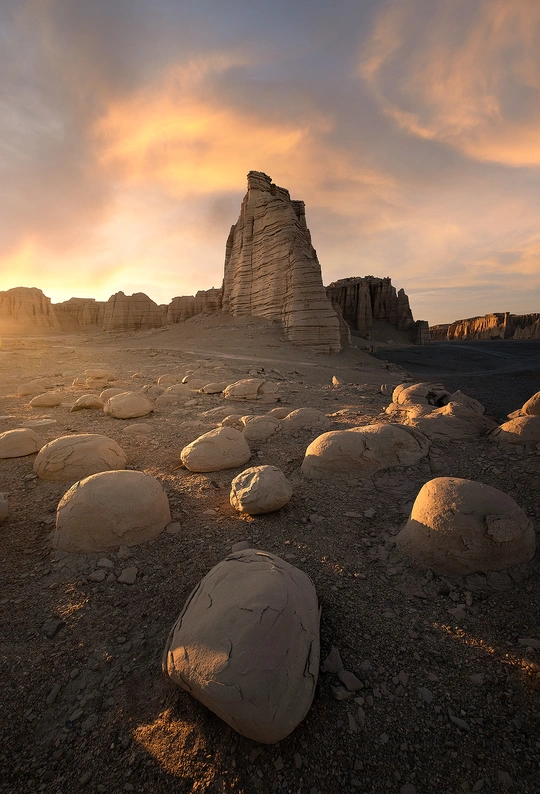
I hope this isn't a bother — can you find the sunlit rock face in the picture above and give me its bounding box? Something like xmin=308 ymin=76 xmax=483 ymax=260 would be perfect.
xmin=430 ymin=312 xmax=540 ymax=340
xmin=167 ymin=288 xmax=222 ymax=323
xmin=54 ymin=298 xmax=106 ymax=329
xmin=102 ymin=291 xmax=165 ymax=332
xmin=162 ymin=549 xmax=320 ymax=743
xmin=221 ymin=171 xmax=341 ymax=353
xmin=326 ymin=276 xmax=416 ymax=336
xmin=0 ymin=287 xmax=60 ymax=330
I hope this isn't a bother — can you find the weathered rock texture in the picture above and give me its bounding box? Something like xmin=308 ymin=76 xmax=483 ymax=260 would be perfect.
xmin=0 ymin=287 xmax=60 ymax=330
xmin=326 ymin=277 xmax=418 ymax=339
xmin=221 ymin=171 xmax=341 ymax=353
xmin=230 ymin=465 xmax=293 ymax=514
xmin=430 ymin=313 xmax=540 ymax=341
xmin=34 ymin=434 xmax=127 ymax=481
xmin=167 ymin=289 xmax=222 ymax=323
xmin=54 ymin=298 xmax=106 ymax=329
xmin=102 ymin=292 xmax=166 ymax=332
xmin=162 ymin=549 xmax=320 ymax=743
xmin=397 ymin=477 xmax=535 ymax=575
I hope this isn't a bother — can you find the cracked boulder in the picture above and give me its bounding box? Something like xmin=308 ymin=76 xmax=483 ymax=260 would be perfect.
xmin=162 ymin=549 xmax=319 ymax=743
xmin=223 ymin=379 xmax=279 ymax=403
xmin=103 ymin=391 xmax=152 ymax=419
xmin=401 ymin=402 xmax=497 ymax=440
xmin=54 ymin=469 xmax=171 ymax=552
xmin=241 ymin=415 xmax=282 ymax=443
xmin=230 ymin=466 xmax=293 ymax=514
xmin=34 ymin=433 xmax=127 ymax=481
xmin=489 ymin=415 xmax=540 ymax=444
xmin=521 ymin=390 xmax=540 ymax=416
xmin=301 ymin=423 xmax=429 ymax=479
xmin=181 ymin=427 xmax=251 ymax=472
xmin=396 ymin=477 xmax=535 ymax=576
xmin=0 ymin=428 xmax=44 ymax=458
xmin=281 ymin=408 xmax=331 ymax=432
xmin=70 ymin=394 xmax=105 ymax=411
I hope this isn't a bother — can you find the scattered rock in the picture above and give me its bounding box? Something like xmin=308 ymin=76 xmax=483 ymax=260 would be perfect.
xmin=42 ymin=618 xmax=65 ymax=639
xmin=230 ymin=465 xmax=293 ymax=515
xmin=118 ymin=566 xmax=138 ymax=585
xmin=122 ymin=423 xmax=153 ymax=436
xmin=337 ymin=670 xmax=363 ymax=691
xmin=163 ymin=549 xmax=320 ymax=744
xmin=281 ymin=408 xmax=331 ymax=431
xmin=54 ymin=470 xmax=171 ymax=552
xmin=223 ymin=379 xmax=279 ymax=403
xmin=17 ymin=378 xmax=54 ymax=397
xmin=242 ymin=415 xmax=282 ymax=443
xmin=322 ymin=647 xmax=343 ymax=674
xmin=181 ymin=427 xmax=251 ymax=472
xmin=70 ymin=394 xmax=105 ymax=411
xmin=34 ymin=434 xmax=127 ymax=481
xmin=0 ymin=428 xmax=44 ymax=458
xmin=29 ymin=392 xmax=64 ymax=408
xmin=104 ymin=391 xmax=153 ymax=419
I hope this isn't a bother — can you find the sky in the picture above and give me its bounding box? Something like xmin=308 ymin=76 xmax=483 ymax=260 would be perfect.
xmin=1 ymin=0 xmax=539 ymax=325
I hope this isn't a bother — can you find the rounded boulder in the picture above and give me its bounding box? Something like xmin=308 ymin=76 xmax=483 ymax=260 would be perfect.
xmin=301 ymin=423 xmax=429 ymax=479
xmin=230 ymin=466 xmax=293 ymax=515
xmin=0 ymin=428 xmax=44 ymax=458
xmin=490 ymin=415 xmax=540 ymax=444
xmin=396 ymin=477 xmax=535 ymax=575
xmin=402 ymin=402 xmax=497 ymax=440
xmin=521 ymin=391 xmax=540 ymax=416
xmin=181 ymin=427 xmax=251 ymax=472
xmin=34 ymin=434 xmax=127 ymax=481
xmin=104 ymin=391 xmax=152 ymax=419
xmin=242 ymin=415 xmax=282 ymax=443
xmin=29 ymin=392 xmax=63 ymax=408
xmin=162 ymin=549 xmax=319 ymax=743
xmin=54 ymin=470 xmax=171 ymax=552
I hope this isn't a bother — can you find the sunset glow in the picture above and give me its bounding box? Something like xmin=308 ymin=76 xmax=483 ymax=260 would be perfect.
xmin=2 ymin=0 xmax=540 ymax=322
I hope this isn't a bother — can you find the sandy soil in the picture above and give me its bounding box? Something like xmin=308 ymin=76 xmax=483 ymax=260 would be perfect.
xmin=0 ymin=317 xmax=539 ymax=794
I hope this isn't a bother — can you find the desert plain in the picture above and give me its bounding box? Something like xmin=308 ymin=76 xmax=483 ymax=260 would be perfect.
xmin=0 ymin=316 xmax=539 ymax=794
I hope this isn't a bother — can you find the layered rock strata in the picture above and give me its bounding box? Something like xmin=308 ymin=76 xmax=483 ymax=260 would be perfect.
xmin=221 ymin=171 xmax=341 ymax=353
xmin=167 ymin=288 xmax=222 ymax=323
xmin=55 ymin=298 xmax=106 ymax=329
xmin=102 ymin=291 xmax=166 ymax=332
xmin=326 ymin=277 xmax=416 ymax=337
xmin=0 ymin=287 xmax=60 ymax=330
xmin=430 ymin=313 xmax=540 ymax=341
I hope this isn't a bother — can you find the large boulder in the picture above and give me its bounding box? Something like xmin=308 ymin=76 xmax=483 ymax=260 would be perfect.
xmin=104 ymin=391 xmax=152 ymax=419
xmin=18 ymin=378 xmax=54 ymax=397
xmin=301 ymin=423 xmax=429 ymax=479
xmin=401 ymin=402 xmax=497 ymax=440
xmin=242 ymin=415 xmax=282 ymax=443
xmin=70 ymin=394 xmax=105 ymax=411
xmin=223 ymin=379 xmax=279 ymax=403
xmin=230 ymin=466 xmax=293 ymax=514
xmin=181 ymin=427 xmax=251 ymax=472
xmin=29 ymin=392 xmax=63 ymax=408
xmin=281 ymin=408 xmax=331 ymax=432
xmin=34 ymin=434 xmax=127 ymax=481
xmin=392 ymin=382 xmax=448 ymax=406
xmin=54 ymin=470 xmax=171 ymax=552
xmin=162 ymin=549 xmax=319 ymax=743
xmin=490 ymin=415 xmax=540 ymax=444
xmin=396 ymin=477 xmax=535 ymax=575
xmin=521 ymin=391 xmax=540 ymax=416
xmin=0 ymin=428 xmax=44 ymax=458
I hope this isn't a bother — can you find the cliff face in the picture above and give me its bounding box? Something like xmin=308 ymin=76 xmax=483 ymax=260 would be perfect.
xmin=102 ymin=292 xmax=166 ymax=332
xmin=0 ymin=287 xmax=60 ymax=329
xmin=55 ymin=298 xmax=107 ymax=329
xmin=221 ymin=171 xmax=341 ymax=353
xmin=326 ymin=276 xmax=416 ymax=336
xmin=430 ymin=313 xmax=540 ymax=341
xmin=167 ymin=288 xmax=222 ymax=324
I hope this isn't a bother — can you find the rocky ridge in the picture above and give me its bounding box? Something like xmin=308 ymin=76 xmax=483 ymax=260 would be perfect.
xmin=431 ymin=313 xmax=540 ymax=341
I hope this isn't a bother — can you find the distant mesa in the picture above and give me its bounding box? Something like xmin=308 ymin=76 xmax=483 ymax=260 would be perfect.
xmin=0 ymin=171 xmax=430 ymax=350
xmin=431 ymin=312 xmax=540 ymax=341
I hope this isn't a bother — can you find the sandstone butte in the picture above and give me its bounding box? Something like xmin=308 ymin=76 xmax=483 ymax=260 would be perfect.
xmin=430 ymin=312 xmax=540 ymax=341
xmin=0 ymin=171 xmax=436 ymax=349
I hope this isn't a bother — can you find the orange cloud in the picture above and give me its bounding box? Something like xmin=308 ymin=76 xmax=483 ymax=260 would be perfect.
xmin=361 ymin=0 xmax=540 ymax=166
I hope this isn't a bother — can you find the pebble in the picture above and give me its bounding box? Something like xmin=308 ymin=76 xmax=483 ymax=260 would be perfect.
xmin=88 ymin=569 xmax=106 ymax=582
xmin=118 ymin=567 xmax=138 ymax=585
xmin=418 ymin=686 xmax=434 ymax=704
xmin=294 ymin=752 xmax=302 ymax=769
xmin=98 ymin=558 xmax=115 ymax=568
xmin=331 ymin=685 xmax=353 ymax=701
xmin=338 ymin=670 xmax=363 ymax=691
xmin=41 ymin=618 xmax=65 ymax=639
xmin=165 ymin=522 xmax=182 ymax=535
xmin=46 ymin=683 xmax=61 ymax=705
xmin=497 ymin=771 xmax=513 ymax=787
xmin=273 ymin=756 xmax=284 ymax=771
xmin=322 ymin=646 xmax=343 ymax=674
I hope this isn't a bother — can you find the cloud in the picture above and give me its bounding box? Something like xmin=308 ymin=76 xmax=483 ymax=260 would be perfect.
xmin=361 ymin=0 xmax=540 ymax=166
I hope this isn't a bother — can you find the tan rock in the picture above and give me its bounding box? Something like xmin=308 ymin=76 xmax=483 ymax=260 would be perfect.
xmin=199 ymin=381 xmax=229 ymax=394
xmin=221 ymin=414 xmax=245 ymax=430
xmin=122 ymin=423 xmax=153 ymax=436
xmin=29 ymin=392 xmax=64 ymax=408
xmin=139 ymin=385 xmax=165 ymax=400
xmin=326 ymin=276 xmax=416 ymax=336
xmin=521 ymin=391 xmax=540 ymax=416
xmin=104 ymin=392 xmax=152 ymax=419
xmin=0 ymin=287 xmax=59 ymax=330
xmin=70 ymin=394 xmax=105 ymax=411
xmin=396 ymin=477 xmax=535 ymax=575
xmin=54 ymin=470 xmax=171 ymax=552
xmin=162 ymin=549 xmax=319 ymax=743
xmin=0 ymin=493 xmax=8 ymax=523
xmin=301 ymin=423 xmax=429 ymax=479
xmin=242 ymin=415 xmax=282 ymax=443
xmin=281 ymin=408 xmax=331 ymax=431
xmin=401 ymin=402 xmax=497 ymax=440
xmin=224 ymin=379 xmax=279 ymax=403
xmin=99 ymin=387 xmax=127 ymax=401
xmin=165 ymin=384 xmax=192 ymax=396
xmin=0 ymin=428 xmax=44 ymax=458
xmin=266 ymin=407 xmax=291 ymax=419
xmin=157 ymin=374 xmax=178 ymax=386
xmin=102 ymin=291 xmax=165 ymax=332
xmin=230 ymin=466 xmax=293 ymax=515
xmin=222 ymin=171 xmax=341 ymax=353
xmin=34 ymin=434 xmax=127 ymax=481
xmin=444 ymin=390 xmax=485 ymax=415
xmin=18 ymin=378 xmax=54 ymax=397
xmin=490 ymin=415 xmax=540 ymax=444
xmin=84 ymin=369 xmax=117 ymax=381
xmin=181 ymin=427 xmax=251 ymax=472
xmin=393 ymin=382 xmax=449 ymax=407
xmin=85 ymin=377 xmax=109 ymax=389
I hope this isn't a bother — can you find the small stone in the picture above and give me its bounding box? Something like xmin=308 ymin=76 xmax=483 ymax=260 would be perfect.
xmin=118 ymin=567 xmax=138 ymax=585
xmin=472 ymin=780 xmax=484 ymax=792
xmin=347 ymin=712 xmax=358 ymax=733
xmin=88 ymin=569 xmax=106 ymax=582
xmin=380 ymin=733 xmax=389 ymax=744
xmin=166 ymin=522 xmax=182 ymax=535
xmin=449 ymin=712 xmax=470 ymax=731
xmin=469 ymin=673 xmax=484 ymax=685
xmin=273 ymin=756 xmax=284 ymax=771
xmin=397 ymin=670 xmax=409 ymax=686
xmin=497 ymin=771 xmax=513 ymax=787
xmin=69 ymin=707 xmax=84 ymax=722
xmin=42 ymin=618 xmax=65 ymax=639
xmin=98 ymin=558 xmax=114 ymax=568
xmin=331 ymin=685 xmax=353 ymax=701
xmin=364 ymin=508 xmax=376 ymax=518
xmin=79 ymin=771 xmax=92 ymax=786
xmin=294 ymin=752 xmax=302 ymax=769
xmin=322 ymin=646 xmax=343 ymax=674
xmin=356 ymin=706 xmax=366 ymax=728
xmin=418 ymin=686 xmax=434 ymax=704
xmin=517 ymin=637 xmax=540 ymax=649
xmin=338 ymin=670 xmax=363 ymax=691
xmin=231 ymin=540 xmax=251 ymax=552
xmin=46 ymin=683 xmax=61 ymax=705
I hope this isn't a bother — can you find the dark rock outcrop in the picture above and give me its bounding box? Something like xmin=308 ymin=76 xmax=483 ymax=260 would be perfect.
xmin=221 ymin=171 xmax=341 ymax=353
xmin=326 ymin=276 xmax=417 ymax=339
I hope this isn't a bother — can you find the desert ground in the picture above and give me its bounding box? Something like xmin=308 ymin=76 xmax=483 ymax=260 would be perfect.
xmin=1 ymin=317 xmax=539 ymax=794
